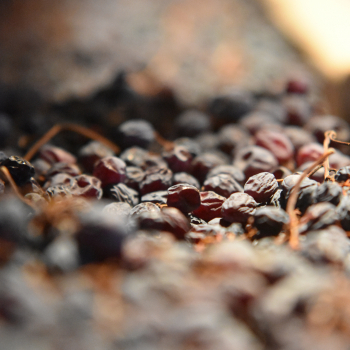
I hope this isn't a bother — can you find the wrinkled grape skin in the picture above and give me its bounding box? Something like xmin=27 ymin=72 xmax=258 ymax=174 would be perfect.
xmin=244 ymin=172 xmax=278 ymax=203
xmin=93 ymin=156 xmax=126 ymax=188
xmin=233 ymin=145 xmax=278 ymax=180
xmin=192 ymin=191 xmax=226 ymax=222
xmin=139 ymin=166 xmax=173 ymax=195
xmin=221 ymin=192 xmax=257 ymax=224
xmin=203 ymin=174 xmax=243 ymax=198
xmin=167 ymin=184 xmax=201 ymax=214
xmin=162 ymin=146 xmax=193 ymax=173
xmin=255 ymin=129 xmax=294 ymax=164
xmin=254 ymin=207 xmax=289 ymax=238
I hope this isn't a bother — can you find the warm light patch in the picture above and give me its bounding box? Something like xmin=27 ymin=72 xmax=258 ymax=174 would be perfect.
xmin=262 ymin=0 xmax=350 ymax=80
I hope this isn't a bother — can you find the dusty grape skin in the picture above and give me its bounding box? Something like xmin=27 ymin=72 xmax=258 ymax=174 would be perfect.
xmin=167 ymin=184 xmax=201 ymax=214
xmin=1 ymin=156 xmax=35 ymax=186
xmin=129 ymin=202 xmax=160 ymax=218
xmin=191 ymin=152 xmax=226 ymax=184
xmin=141 ymin=191 xmax=168 ymax=205
xmin=296 ymin=143 xmax=324 ymax=167
xmin=221 ymin=192 xmax=257 ymax=224
xmin=206 ymin=165 xmax=245 ymax=184
xmin=173 ymin=172 xmax=200 ymax=189
xmin=45 ymin=162 xmax=81 ymax=178
xmin=233 ymin=145 xmax=278 ymax=180
xmin=313 ymin=182 xmax=343 ymax=206
xmin=92 ymin=156 xmax=126 ymax=188
xmin=203 ymin=174 xmax=243 ymax=198
xmin=299 ymin=202 xmax=338 ymax=233
xmin=78 ymin=140 xmax=114 ymax=173
xmin=162 ymin=145 xmax=193 ymax=173
xmin=254 ymin=207 xmax=289 ymax=238
xmin=192 ymin=191 xmax=226 ymax=222
xmin=105 ymin=183 xmax=139 ymax=206
xmin=139 ymin=166 xmax=173 ymax=195
xmin=255 ymin=128 xmax=294 ymax=164
xmin=244 ymin=172 xmax=278 ymax=203
xmin=39 ymin=145 xmax=77 ymax=165
xmin=335 ymin=166 xmax=350 ymax=183
xmin=71 ymin=174 xmax=103 ymax=199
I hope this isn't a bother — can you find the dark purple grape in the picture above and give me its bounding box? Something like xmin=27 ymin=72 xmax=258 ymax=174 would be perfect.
xmin=336 ymin=196 xmax=350 ymax=231
xmin=136 ymin=207 xmax=190 ymax=240
xmin=217 ymin=124 xmax=251 ymax=155
xmin=268 ymin=189 xmax=283 ymax=208
xmin=0 ymin=197 xmax=30 ymax=244
xmin=272 ymin=166 xmax=292 ymax=180
xmin=140 ymin=154 xmax=168 ymax=170
xmin=174 ymin=109 xmax=211 ymax=137
xmin=281 ymin=174 xmax=317 ymax=213
xmin=78 ymin=141 xmax=115 ymax=173
xmin=161 ymin=207 xmax=191 ymax=240
xmin=189 ymin=214 xmax=207 ymax=225
xmin=208 ymin=88 xmax=254 ymax=123
xmin=335 ymin=166 xmax=350 ymax=183
xmin=162 ymin=145 xmax=192 ymax=173
xmin=117 ymin=119 xmax=155 ymax=149
xmin=141 ymin=191 xmax=168 ymax=205
xmin=45 ymin=162 xmax=81 ymax=178
xmin=129 ymin=202 xmax=160 ymax=218
xmin=174 ymin=137 xmax=201 ymax=158
xmin=103 ymin=202 xmax=132 ymax=216
xmin=44 ymin=173 xmax=76 ymax=190
xmin=69 ymin=174 xmax=102 ymax=199
xmin=304 ymin=115 xmax=350 ymax=147
xmin=195 ymin=132 xmax=220 ymax=152
xmin=1 ymin=156 xmax=35 ymax=186
xmin=255 ymin=98 xmax=288 ymax=123
xmin=299 ymin=202 xmax=338 ymax=233
xmin=191 ymin=152 xmax=226 ymax=184
xmin=139 ymin=166 xmax=173 ymax=195
xmin=167 ymin=184 xmax=201 ymax=214
xmin=313 ymin=182 xmax=342 ymax=206
xmin=192 ymin=191 xmax=226 ymax=222
xmin=46 ymin=185 xmax=73 ymax=200
xmin=221 ymin=192 xmax=257 ymax=224
xmin=286 ymin=79 xmax=309 ymax=94
xmin=301 ymin=226 xmax=350 ymax=265
xmin=120 ymin=147 xmax=148 ymax=167
xmin=283 ymin=94 xmax=311 ymax=125
xmin=284 ymin=126 xmax=316 ymax=151
xmin=76 ymin=206 xmax=130 ymax=263
xmin=173 ymin=172 xmax=200 ymax=189
xmin=239 ymin=111 xmax=280 ymax=135
xmin=93 ymin=156 xmax=126 ymax=188
xmin=105 ymin=183 xmax=139 ymax=206
xmin=296 ymin=143 xmax=324 ymax=167
xmin=185 ymin=224 xmax=225 ymax=244
xmin=244 ymin=172 xmax=278 ymax=203
xmin=233 ymin=145 xmax=278 ymax=180
xmin=38 ymin=145 xmax=76 ymax=165
xmin=207 ymin=165 xmax=245 ymax=184
xmin=254 ymin=207 xmax=289 ymax=238
xmin=255 ymin=128 xmax=294 ymax=164
xmin=125 ymin=166 xmax=145 ymax=191
xmin=203 ymin=174 xmax=243 ymax=198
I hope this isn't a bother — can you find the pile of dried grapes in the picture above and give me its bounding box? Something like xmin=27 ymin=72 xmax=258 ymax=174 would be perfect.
xmin=1 ymin=75 xmax=350 ymax=350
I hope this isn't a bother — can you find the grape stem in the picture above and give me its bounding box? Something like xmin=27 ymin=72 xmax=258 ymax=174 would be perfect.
xmin=287 ymin=149 xmax=335 ymax=250
xmin=24 ymin=123 xmax=121 ymax=162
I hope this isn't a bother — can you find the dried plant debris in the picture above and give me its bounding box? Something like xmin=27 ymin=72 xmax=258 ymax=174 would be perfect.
xmin=1 ymin=74 xmax=350 ymax=350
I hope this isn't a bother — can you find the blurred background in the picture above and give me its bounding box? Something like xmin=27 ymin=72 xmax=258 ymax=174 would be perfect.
xmin=0 ymin=0 xmax=349 ymax=117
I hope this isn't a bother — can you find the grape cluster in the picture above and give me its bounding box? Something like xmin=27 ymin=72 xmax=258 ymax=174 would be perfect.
xmin=1 ymin=76 xmax=350 ymax=349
